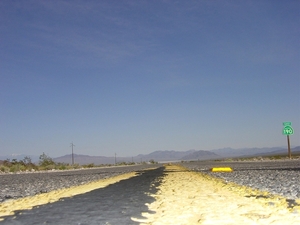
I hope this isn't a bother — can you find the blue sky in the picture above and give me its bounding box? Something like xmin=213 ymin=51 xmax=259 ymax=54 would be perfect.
xmin=1 ymin=0 xmax=299 ymax=157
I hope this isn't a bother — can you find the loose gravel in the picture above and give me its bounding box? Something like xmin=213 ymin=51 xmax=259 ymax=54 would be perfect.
xmin=0 ymin=164 xmax=161 ymax=203
xmin=180 ymin=159 xmax=300 ymax=200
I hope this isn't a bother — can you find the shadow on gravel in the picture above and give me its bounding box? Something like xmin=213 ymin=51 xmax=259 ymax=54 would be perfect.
xmin=1 ymin=166 xmax=165 ymax=225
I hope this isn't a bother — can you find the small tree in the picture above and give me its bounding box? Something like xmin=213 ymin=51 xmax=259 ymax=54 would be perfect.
xmin=23 ymin=156 xmax=32 ymax=165
xmin=3 ymin=159 xmax=11 ymax=166
xmin=39 ymin=152 xmax=55 ymax=167
xmin=22 ymin=156 xmax=37 ymax=170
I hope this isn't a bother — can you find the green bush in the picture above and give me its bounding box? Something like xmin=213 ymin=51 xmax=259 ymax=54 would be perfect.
xmin=39 ymin=152 xmax=55 ymax=167
xmin=0 ymin=165 xmax=9 ymax=173
xmin=44 ymin=164 xmax=55 ymax=170
xmin=83 ymin=163 xmax=95 ymax=168
xmin=71 ymin=163 xmax=80 ymax=169
xmin=58 ymin=164 xmax=67 ymax=170
xmin=26 ymin=163 xmax=38 ymax=171
xmin=9 ymin=164 xmax=26 ymax=172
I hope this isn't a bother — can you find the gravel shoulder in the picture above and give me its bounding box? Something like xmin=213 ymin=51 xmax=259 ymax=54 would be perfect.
xmin=180 ymin=159 xmax=300 ymax=200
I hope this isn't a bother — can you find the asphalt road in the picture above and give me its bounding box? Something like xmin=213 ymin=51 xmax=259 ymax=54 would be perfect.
xmin=0 ymin=164 xmax=162 ymax=203
xmin=1 ymin=160 xmax=299 ymax=224
xmin=1 ymin=166 xmax=165 ymax=225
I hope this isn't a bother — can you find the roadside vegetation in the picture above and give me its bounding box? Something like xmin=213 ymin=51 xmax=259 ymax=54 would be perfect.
xmin=0 ymin=156 xmax=38 ymax=173
xmin=0 ymin=153 xmax=158 ymax=173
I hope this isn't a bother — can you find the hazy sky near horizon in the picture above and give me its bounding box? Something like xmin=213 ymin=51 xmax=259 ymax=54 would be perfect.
xmin=1 ymin=0 xmax=299 ymax=157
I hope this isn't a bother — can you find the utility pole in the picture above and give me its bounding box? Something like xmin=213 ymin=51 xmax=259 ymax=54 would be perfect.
xmin=70 ymin=142 xmax=75 ymax=165
xmin=115 ymin=153 xmax=117 ymax=165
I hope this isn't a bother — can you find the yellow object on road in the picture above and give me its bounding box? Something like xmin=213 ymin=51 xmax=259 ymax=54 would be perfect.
xmin=211 ymin=167 xmax=233 ymax=172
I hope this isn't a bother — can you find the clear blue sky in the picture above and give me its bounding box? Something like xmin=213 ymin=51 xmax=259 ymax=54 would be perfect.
xmin=1 ymin=0 xmax=299 ymax=157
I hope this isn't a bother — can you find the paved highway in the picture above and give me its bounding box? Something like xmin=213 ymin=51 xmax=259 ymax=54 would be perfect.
xmin=0 ymin=160 xmax=299 ymax=224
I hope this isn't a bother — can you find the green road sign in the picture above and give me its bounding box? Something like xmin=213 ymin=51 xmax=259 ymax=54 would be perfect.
xmin=283 ymin=126 xmax=294 ymax=135
xmin=283 ymin=122 xmax=292 ymax=126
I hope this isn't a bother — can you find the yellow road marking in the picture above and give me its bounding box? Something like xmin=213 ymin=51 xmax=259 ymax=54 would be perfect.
xmin=134 ymin=165 xmax=300 ymax=225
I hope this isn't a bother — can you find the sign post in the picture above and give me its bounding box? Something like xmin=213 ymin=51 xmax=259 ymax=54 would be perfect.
xmin=287 ymin=135 xmax=291 ymax=159
xmin=282 ymin=122 xmax=294 ymax=159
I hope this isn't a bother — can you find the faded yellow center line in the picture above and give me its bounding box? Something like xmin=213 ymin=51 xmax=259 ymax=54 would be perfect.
xmin=0 ymin=172 xmax=137 ymax=220
xmin=133 ymin=165 xmax=300 ymax=225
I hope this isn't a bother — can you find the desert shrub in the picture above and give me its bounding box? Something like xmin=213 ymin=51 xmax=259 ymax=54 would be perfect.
xmin=3 ymin=159 xmax=11 ymax=167
xmin=11 ymin=159 xmax=18 ymax=165
xmin=54 ymin=162 xmax=68 ymax=170
xmin=45 ymin=164 xmax=55 ymax=170
xmin=39 ymin=152 xmax=55 ymax=167
xmin=272 ymin=155 xmax=282 ymax=160
xmin=0 ymin=165 xmax=9 ymax=173
xmin=0 ymin=158 xmax=37 ymax=172
xmin=149 ymin=159 xmax=156 ymax=164
xmin=58 ymin=164 xmax=67 ymax=170
xmin=26 ymin=163 xmax=38 ymax=171
xmin=71 ymin=163 xmax=80 ymax=169
xmin=83 ymin=163 xmax=95 ymax=168
xmin=9 ymin=164 xmax=26 ymax=172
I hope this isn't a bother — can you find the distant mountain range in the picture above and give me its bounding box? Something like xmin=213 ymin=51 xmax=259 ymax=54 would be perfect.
xmin=1 ymin=146 xmax=299 ymax=165
xmin=51 ymin=150 xmax=219 ymax=165
xmin=136 ymin=150 xmax=219 ymax=162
